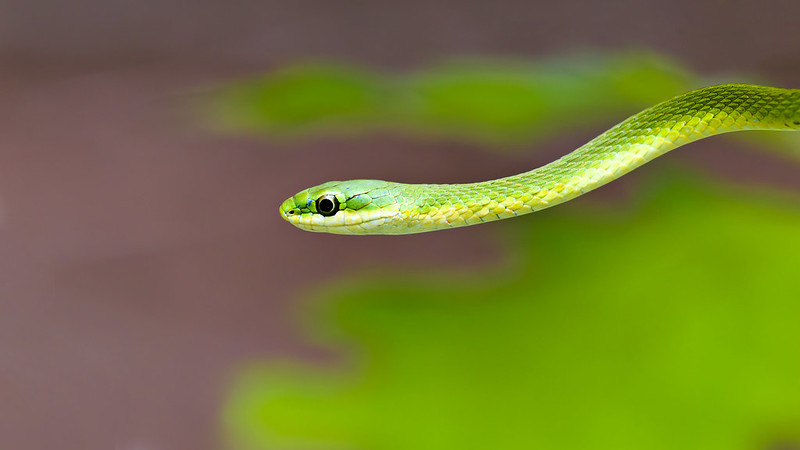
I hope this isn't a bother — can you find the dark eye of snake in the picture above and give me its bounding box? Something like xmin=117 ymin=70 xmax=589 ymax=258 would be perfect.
xmin=315 ymin=195 xmax=340 ymax=217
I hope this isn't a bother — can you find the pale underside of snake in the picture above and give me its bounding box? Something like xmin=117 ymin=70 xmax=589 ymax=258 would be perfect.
xmin=279 ymin=84 xmax=800 ymax=235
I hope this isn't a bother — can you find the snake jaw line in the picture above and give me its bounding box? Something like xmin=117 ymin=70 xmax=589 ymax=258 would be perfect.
xmin=280 ymin=84 xmax=800 ymax=235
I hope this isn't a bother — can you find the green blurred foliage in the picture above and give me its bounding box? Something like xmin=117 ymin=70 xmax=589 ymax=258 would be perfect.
xmin=206 ymin=65 xmax=388 ymax=135
xmin=226 ymin=171 xmax=800 ymax=450
xmin=202 ymin=52 xmax=695 ymax=145
xmin=390 ymin=53 xmax=693 ymax=143
xmin=201 ymin=51 xmax=800 ymax=157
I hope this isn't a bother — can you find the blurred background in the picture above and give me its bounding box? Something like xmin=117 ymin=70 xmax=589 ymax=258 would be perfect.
xmin=1 ymin=1 xmax=800 ymax=449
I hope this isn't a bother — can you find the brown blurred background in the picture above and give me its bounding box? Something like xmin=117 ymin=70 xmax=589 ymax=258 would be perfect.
xmin=1 ymin=1 xmax=798 ymax=449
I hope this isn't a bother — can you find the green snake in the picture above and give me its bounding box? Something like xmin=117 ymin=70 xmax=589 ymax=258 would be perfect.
xmin=279 ymin=84 xmax=800 ymax=234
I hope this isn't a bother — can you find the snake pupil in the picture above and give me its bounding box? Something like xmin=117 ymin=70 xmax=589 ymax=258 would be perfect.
xmin=316 ymin=195 xmax=339 ymax=217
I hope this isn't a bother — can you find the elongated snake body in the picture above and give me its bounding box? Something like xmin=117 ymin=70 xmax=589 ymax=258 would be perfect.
xmin=280 ymin=84 xmax=800 ymax=234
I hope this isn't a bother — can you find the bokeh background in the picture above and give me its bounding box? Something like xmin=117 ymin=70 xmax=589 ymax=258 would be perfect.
xmin=1 ymin=1 xmax=799 ymax=449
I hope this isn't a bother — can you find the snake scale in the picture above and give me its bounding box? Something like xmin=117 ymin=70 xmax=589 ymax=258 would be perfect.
xmin=280 ymin=84 xmax=800 ymax=234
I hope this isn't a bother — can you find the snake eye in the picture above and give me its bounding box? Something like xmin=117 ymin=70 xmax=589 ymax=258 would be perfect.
xmin=315 ymin=194 xmax=340 ymax=217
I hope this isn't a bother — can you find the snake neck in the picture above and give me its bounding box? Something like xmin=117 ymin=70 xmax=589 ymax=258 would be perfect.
xmin=391 ymin=84 xmax=800 ymax=233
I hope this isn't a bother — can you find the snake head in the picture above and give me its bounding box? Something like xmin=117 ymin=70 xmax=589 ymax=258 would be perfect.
xmin=279 ymin=180 xmax=402 ymax=234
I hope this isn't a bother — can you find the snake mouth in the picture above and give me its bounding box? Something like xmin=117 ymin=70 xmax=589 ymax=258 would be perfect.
xmin=287 ymin=214 xmax=398 ymax=234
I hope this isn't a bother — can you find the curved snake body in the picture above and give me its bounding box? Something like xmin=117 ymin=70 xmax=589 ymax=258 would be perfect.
xmin=280 ymin=84 xmax=800 ymax=234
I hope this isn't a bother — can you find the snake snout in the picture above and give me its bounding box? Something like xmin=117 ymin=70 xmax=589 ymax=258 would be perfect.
xmin=279 ymin=197 xmax=300 ymax=220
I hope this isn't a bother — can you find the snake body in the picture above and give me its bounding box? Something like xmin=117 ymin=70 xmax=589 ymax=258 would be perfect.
xmin=280 ymin=84 xmax=800 ymax=234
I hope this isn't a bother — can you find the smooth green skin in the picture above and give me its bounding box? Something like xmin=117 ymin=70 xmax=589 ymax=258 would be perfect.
xmin=280 ymin=84 xmax=800 ymax=234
